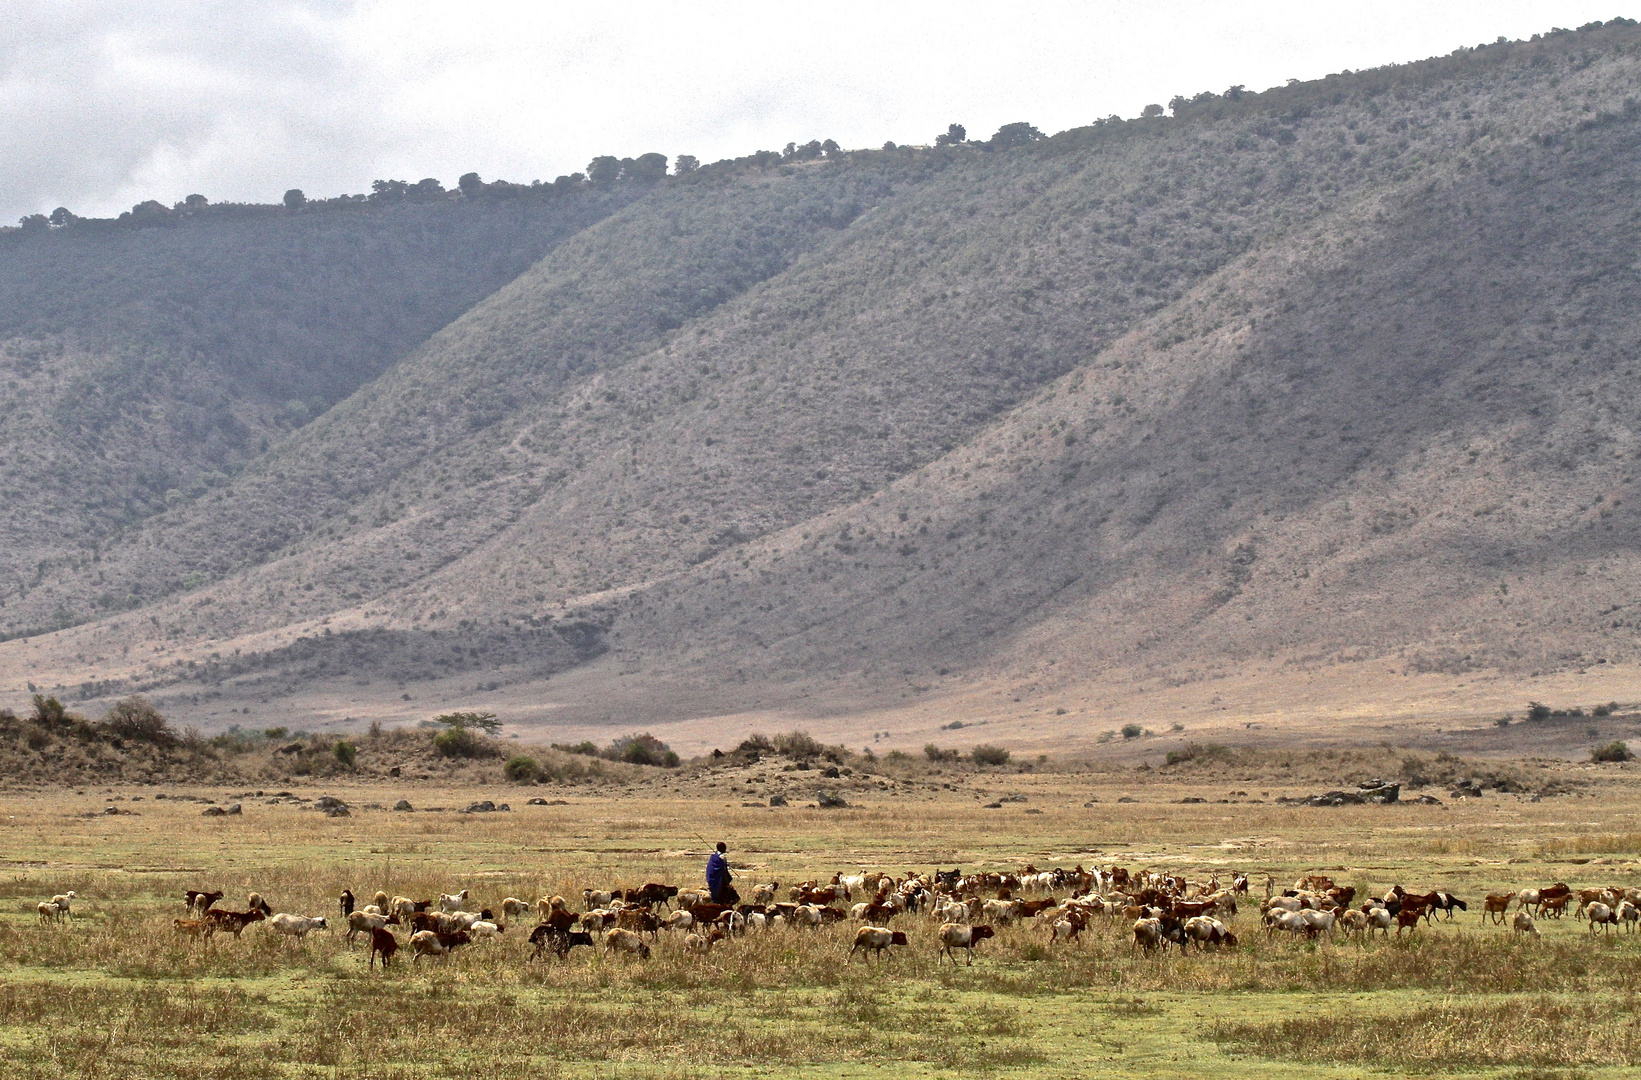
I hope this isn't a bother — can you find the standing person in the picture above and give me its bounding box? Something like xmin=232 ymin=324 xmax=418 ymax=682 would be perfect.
xmin=706 ymin=841 xmax=734 ymax=904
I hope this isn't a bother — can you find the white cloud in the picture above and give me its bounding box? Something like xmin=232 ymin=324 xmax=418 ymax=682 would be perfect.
xmin=0 ymin=0 xmax=1622 ymax=221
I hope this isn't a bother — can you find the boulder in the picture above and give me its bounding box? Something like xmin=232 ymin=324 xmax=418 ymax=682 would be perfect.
xmin=325 ymin=806 xmax=350 ymax=818
xmin=463 ymin=800 xmax=497 ymax=814
xmin=225 ymin=803 xmax=242 ymax=816
xmin=393 ymin=799 xmax=414 ymax=811
xmin=526 ymin=797 xmax=548 ymax=806
xmin=201 ymin=805 xmax=227 ymax=817
xmin=768 ymin=794 xmax=788 ymax=807
xmin=314 ymin=795 xmax=348 ymax=811
xmin=816 ymin=791 xmax=849 ymax=809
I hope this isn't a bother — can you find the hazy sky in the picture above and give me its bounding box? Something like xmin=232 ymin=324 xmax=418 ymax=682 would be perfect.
xmin=1 ymin=1 xmax=1626 ymax=222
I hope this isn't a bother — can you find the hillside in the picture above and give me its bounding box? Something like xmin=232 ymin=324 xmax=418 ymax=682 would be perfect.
xmin=6 ymin=23 xmax=1641 ymax=752
xmin=0 ymin=189 xmax=631 ymax=635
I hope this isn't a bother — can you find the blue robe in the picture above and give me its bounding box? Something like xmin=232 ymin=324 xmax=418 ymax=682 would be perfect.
xmin=706 ymin=851 xmax=731 ymax=902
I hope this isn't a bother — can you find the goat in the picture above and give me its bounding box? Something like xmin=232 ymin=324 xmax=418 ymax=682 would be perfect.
xmin=438 ymin=890 xmax=470 ymax=914
xmin=938 ymin=922 xmax=994 ymax=964
xmin=173 ymin=917 xmax=216 ymax=941
xmin=204 ymin=909 xmax=266 ymax=938
xmin=269 ymin=913 xmax=328 ymax=940
xmin=369 ymin=927 xmax=399 ymax=968
xmin=184 ymin=889 xmax=223 ymax=915
xmin=1511 ymin=911 xmax=1540 ymax=938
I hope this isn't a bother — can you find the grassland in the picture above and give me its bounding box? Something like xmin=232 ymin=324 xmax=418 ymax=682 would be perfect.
xmin=3 ymin=764 xmax=1641 ymax=1079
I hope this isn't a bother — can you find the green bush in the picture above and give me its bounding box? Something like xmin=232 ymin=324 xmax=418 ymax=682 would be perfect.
xmin=1592 ymin=741 xmax=1633 ymax=763
xmin=775 ymin=731 xmax=822 ymax=759
xmin=924 ymin=744 xmax=959 ymax=763
xmin=333 ymin=740 xmax=356 ymax=767
xmin=551 ymin=740 xmax=599 ymax=756
xmin=1526 ymin=702 xmax=1552 ymax=722
xmin=970 ymin=744 xmax=1011 ymax=766
xmin=1121 ymin=723 xmax=1143 ymax=739
xmin=432 ymin=726 xmax=481 ymax=758
xmin=505 ymin=755 xmax=539 ymax=781
xmin=433 ymin=711 xmax=501 ymax=734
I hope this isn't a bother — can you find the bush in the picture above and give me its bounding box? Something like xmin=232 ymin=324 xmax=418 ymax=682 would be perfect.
xmin=736 ymin=734 xmax=775 ymax=755
xmin=775 ymin=731 xmax=822 ymax=759
xmin=31 ymin=694 xmax=68 ymax=728
xmin=971 ymin=744 xmax=1011 ymax=766
xmin=99 ymin=697 xmax=178 ymax=746
xmin=924 ymin=744 xmax=959 ymax=763
xmin=1526 ymin=702 xmax=1552 ymax=722
xmin=551 ymin=740 xmax=599 ymax=756
xmin=1494 ymin=716 xmax=1511 ymax=728
xmin=432 ymin=726 xmax=481 ymax=758
xmin=605 ymin=733 xmax=679 ymax=767
xmin=505 ymin=755 xmax=539 ymax=781
xmin=1121 ymin=723 xmax=1143 ymax=739
xmin=1592 ymin=741 xmax=1633 ymax=763
xmin=333 ymin=740 xmax=356 ymax=767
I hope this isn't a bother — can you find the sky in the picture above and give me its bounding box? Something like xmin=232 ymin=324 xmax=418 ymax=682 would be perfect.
xmin=0 ymin=1 xmax=1629 ymax=222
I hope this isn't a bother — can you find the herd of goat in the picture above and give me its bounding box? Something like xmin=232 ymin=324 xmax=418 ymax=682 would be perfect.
xmin=30 ymin=865 xmax=1641 ymax=967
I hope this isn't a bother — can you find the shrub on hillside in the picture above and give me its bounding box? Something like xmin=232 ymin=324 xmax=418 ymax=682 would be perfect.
xmin=333 ymin=740 xmax=356 ymax=767
xmin=1592 ymin=741 xmax=1633 ymax=763
xmin=552 ymin=740 xmax=599 ymax=757
xmin=505 ymin=755 xmax=540 ymax=781
xmin=971 ymin=744 xmax=1011 ymax=766
xmin=99 ymin=697 xmax=178 ymax=746
xmin=924 ymin=744 xmax=960 ymax=763
xmin=432 ymin=726 xmax=481 ymax=758
xmin=1121 ymin=723 xmax=1143 ymax=740
xmin=775 ymin=731 xmax=822 ymax=759
xmin=433 ymin=711 xmax=501 ymax=734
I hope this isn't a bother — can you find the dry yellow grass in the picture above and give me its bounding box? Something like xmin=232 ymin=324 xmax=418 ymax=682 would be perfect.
xmin=2 ymin=770 xmax=1641 ymax=1078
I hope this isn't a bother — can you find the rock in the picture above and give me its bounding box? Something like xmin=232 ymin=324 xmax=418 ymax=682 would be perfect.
xmin=768 ymin=794 xmax=788 ymax=807
xmin=388 ymin=766 xmax=401 ymax=777
xmin=496 ymin=803 xmax=511 ymax=812
xmin=1414 ymin=794 xmax=1444 ymax=805
xmin=1179 ymin=796 xmax=1207 ymax=804
xmin=821 ymin=765 xmax=841 ymax=778
xmin=463 ymin=800 xmax=497 ymax=814
xmin=201 ymin=806 xmax=227 ymax=816
xmin=394 ymin=799 xmax=414 ymax=811
xmin=816 ymin=791 xmax=849 ymax=809
xmin=314 ymin=796 xmax=348 ymax=811
xmin=1117 ymin=796 xmax=1137 ymax=803
xmin=225 ymin=803 xmax=242 ymax=815
xmin=1024 ymin=808 xmax=1043 ymax=814
xmin=103 ymin=805 xmax=120 ymax=815
xmin=325 ymin=806 xmax=350 ymax=818
xmin=526 ymin=797 xmax=548 ymax=806
xmin=1083 ymin=801 xmax=1095 ymax=808
xmin=983 ymin=802 xmax=1003 ymax=809
xmin=279 ymin=742 xmax=305 ymax=755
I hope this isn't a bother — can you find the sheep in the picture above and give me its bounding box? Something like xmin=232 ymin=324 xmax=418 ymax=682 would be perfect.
xmin=535 ymin=896 xmax=568 ymax=921
xmin=749 ymin=883 xmax=778 ymax=906
xmin=938 ymin=922 xmax=994 ymax=964
xmin=36 ymin=901 xmax=60 ymax=923
xmin=1133 ymin=917 xmax=1165 ymax=953
xmin=371 ymin=890 xmax=390 ymax=911
xmin=345 ymin=909 xmax=399 ymax=944
xmin=849 ymin=925 xmax=907 ymax=961
xmin=1586 ymin=902 xmax=1618 ymax=934
xmin=582 ymin=889 xmax=616 ymax=909
xmin=1299 ymin=908 xmax=1337 ymax=938
xmin=1265 ymin=909 xmax=1310 ymax=938
xmin=410 ymin=929 xmax=470 ymax=964
xmin=442 ymin=910 xmax=493 ymax=932
xmin=467 ymin=920 xmax=504 ymax=939
xmin=604 ymin=927 xmax=651 ymax=959
xmin=675 ymin=889 xmax=708 ymax=909
xmin=1618 ymin=900 xmax=1640 ymax=933
xmin=1338 ymin=909 xmax=1371 ymax=940
xmin=438 ymin=890 xmax=470 ymax=914
xmin=44 ymin=891 xmax=76 ymax=920
xmin=339 ymin=889 xmax=355 ymax=918
xmin=500 ymin=897 xmax=532 ymax=924
xmin=684 ymin=931 xmax=717 ymax=955
xmin=662 ymin=910 xmax=694 ymax=932
xmin=269 ymin=913 xmax=328 ymax=941
xmin=184 ymin=889 xmax=223 ymax=915
xmin=247 ymin=893 xmax=272 ymax=916
xmin=1511 ymin=911 xmax=1540 ymax=938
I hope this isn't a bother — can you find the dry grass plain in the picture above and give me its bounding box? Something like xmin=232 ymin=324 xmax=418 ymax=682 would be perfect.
xmin=4 ymin=766 xmax=1641 ymax=1079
